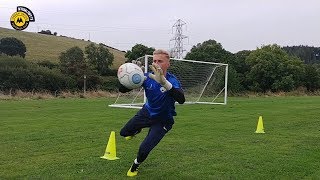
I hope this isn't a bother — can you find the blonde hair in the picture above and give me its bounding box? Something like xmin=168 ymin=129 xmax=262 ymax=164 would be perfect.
xmin=153 ymin=49 xmax=170 ymax=59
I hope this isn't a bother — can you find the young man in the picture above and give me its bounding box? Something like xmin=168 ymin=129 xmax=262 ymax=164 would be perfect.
xmin=119 ymin=49 xmax=185 ymax=177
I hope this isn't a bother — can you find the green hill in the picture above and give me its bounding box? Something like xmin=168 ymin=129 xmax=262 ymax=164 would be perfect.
xmin=0 ymin=27 xmax=126 ymax=68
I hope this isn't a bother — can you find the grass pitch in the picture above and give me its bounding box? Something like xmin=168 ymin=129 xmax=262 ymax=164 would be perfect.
xmin=0 ymin=96 xmax=319 ymax=179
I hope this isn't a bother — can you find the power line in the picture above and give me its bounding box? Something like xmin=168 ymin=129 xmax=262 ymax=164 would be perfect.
xmin=170 ymin=19 xmax=188 ymax=59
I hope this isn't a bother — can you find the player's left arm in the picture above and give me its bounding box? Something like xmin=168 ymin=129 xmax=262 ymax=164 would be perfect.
xmin=168 ymin=87 xmax=185 ymax=104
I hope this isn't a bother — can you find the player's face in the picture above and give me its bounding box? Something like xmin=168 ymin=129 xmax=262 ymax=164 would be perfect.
xmin=153 ymin=54 xmax=170 ymax=72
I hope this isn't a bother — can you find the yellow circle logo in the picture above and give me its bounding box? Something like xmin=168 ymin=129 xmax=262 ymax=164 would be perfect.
xmin=10 ymin=11 xmax=30 ymax=30
xmin=10 ymin=6 xmax=35 ymax=31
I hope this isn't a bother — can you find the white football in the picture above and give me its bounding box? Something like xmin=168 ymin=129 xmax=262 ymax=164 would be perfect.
xmin=117 ymin=63 xmax=144 ymax=89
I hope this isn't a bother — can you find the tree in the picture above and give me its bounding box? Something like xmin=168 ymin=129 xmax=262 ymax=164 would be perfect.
xmin=246 ymin=44 xmax=305 ymax=92
xmin=59 ymin=46 xmax=88 ymax=77
xmin=0 ymin=55 xmax=76 ymax=91
xmin=185 ymin=39 xmax=244 ymax=93
xmin=283 ymin=45 xmax=320 ymax=64
xmin=304 ymin=64 xmax=320 ymax=91
xmin=125 ymin=44 xmax=155 ymax=62
xmin=233 ymin=50 xmax=252 ymax=90
xmin=185 ymin=39 xmax=233 ymax=63
xmin=85 ymin=43 xmax=114 ymax=76
xmin=59 ymin=46 xmax=108 ymax=90
xmin=37 ymin=60 xmax=59 ymax=69
xmin=0 ymin=37 xmax=27 ymax=58
xmin=38 ymin=30 xmax=52 ymax=35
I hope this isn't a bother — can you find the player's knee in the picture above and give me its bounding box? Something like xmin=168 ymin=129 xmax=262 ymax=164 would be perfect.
xmin=120 ymin=128 xmax=128 ymax=137
xmin=163 ymin=123 xmax=173 ymax=132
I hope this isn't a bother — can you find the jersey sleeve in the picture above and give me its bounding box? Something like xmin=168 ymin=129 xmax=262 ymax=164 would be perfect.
xmin=142 ymin=72 xmax=150 ymax=88
xmin=168 ymin=76 xmax=181 ymax=89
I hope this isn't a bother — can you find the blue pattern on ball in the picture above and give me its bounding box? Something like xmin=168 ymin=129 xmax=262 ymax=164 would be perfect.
xmin=132 ymin=74 xmax=142 ymax=84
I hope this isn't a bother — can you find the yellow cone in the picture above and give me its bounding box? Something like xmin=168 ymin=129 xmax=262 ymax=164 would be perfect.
xmin=100 ymin=131 xmax=119 ymax=160
xmin=255 ymin=116 xmax=265 ymax=133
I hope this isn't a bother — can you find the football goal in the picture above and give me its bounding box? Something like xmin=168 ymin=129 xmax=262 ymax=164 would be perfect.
xmin=109 ymin=55 xmax=228 ymax=109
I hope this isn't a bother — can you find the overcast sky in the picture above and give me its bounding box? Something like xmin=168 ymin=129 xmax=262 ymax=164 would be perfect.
xmin=1 ymin=0 xmax=319 ymax=54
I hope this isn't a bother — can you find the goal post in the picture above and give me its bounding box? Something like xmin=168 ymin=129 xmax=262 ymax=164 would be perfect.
xmin=109 ymin=55 xmax=228 ymax=109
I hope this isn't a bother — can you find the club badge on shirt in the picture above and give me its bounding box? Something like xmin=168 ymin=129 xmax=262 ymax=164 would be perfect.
xmin=160 ymin=87 xmax=166 ymax=93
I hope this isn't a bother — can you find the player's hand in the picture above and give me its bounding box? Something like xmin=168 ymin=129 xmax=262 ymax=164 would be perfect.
xmin=149 ymin=63 xmax=172 ymax=90
xmin=148 ymin=63 xmax=166 ymax=85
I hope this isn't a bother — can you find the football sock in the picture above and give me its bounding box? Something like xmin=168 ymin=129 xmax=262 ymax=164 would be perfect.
xmin=134 ymin=158 xmax=140 ymax=164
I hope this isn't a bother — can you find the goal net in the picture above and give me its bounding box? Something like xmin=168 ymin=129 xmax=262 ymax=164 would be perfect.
xmin=109 ymin=55 xmax=228 ymax=109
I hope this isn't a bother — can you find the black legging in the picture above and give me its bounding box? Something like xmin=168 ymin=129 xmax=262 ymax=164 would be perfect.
xmin=120 ymin=108 xmax=173 ymax=163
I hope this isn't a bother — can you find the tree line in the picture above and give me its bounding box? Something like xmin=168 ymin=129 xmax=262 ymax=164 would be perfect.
xmin=125 ymin=41 xmax=320 ymax=93
xmin=184 ymin=40 xmax=320 ymax=93
xmin=0 ymin=37 xmax=118 ymax=94
xmin=1 ymin=37 xmax=320 ymax=94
